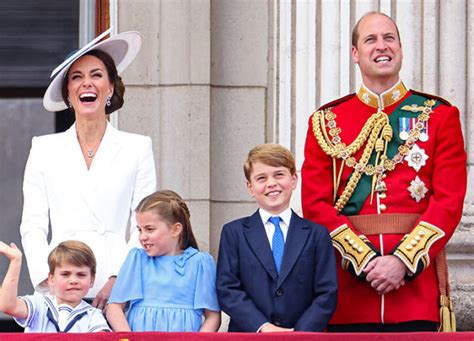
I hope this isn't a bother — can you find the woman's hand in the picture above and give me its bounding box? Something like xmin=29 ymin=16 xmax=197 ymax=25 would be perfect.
xmin=92 ymin=276 xmax=116 ymax=310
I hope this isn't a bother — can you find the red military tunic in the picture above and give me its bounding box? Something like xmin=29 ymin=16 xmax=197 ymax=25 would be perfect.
xmin=301 ymin=81 xmax=466 ymax=325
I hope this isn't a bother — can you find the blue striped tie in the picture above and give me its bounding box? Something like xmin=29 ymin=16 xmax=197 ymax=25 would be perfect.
xmin=269 ymin=216 xmax=284 ymax=274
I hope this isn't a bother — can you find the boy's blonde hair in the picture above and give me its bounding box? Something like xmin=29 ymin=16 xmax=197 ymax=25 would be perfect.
xmin=48 ymin=240 xmax=96 ymax=275
xmin=244 ymin=143 xmax=296 ymax=181
xmin=136 ymin=190 xmax=199 ymax=250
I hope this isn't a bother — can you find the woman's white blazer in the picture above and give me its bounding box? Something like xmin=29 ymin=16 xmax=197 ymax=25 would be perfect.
xmin=20 ymin=122 xmax=156 ymax=297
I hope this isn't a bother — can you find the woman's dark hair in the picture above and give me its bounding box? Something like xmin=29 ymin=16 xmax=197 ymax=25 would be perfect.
xmin=61 ymin=49 xmax=125 ymax=114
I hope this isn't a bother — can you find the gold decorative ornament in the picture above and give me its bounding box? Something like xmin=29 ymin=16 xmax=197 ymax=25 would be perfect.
xmin=330 ymin=224 xmax=377 ymax=275
xmin=407 ymin=176 xmax=429 ymax=202
xmin=393 ymin=221 xmax=445 ymax=273
xmin=312 ymin=99 xmax=435 ymax=212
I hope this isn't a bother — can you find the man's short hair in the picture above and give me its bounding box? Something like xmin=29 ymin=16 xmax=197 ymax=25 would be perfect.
xmin=48 ymin=240 xmax=96 ymax=276
xmin=244 ymin=143 xmax=296 ymax=181
xmin=352 ymin=11 xmax=401 ymax=47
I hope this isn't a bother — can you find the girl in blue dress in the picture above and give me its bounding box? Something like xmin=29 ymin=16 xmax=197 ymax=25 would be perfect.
xmin=106 ymin=190 xmax=221 ymax=332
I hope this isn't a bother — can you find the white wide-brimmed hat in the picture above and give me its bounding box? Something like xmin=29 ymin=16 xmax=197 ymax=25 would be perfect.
xmin=43 ymin=28 xmax=143 ymax=112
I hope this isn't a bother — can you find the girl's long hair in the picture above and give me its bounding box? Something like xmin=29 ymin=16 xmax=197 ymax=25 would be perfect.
xmin=135 ymin=190 xmax=199 ymax=250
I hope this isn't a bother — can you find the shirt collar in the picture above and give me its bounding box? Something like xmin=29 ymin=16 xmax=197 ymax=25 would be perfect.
xmin=44 ymin=295 xmax=90 ymax=322
xmin=356 ymin=80 xmax=407 ymax=109
xmin=259 ymin=207 xmax=292 ymax=227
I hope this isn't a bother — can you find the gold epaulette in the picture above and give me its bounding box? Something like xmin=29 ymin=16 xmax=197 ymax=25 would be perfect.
xmin=393 ymin=221 xmax=445 ymax=273
xmin=330 ymin=224 xmax=377 ymax=275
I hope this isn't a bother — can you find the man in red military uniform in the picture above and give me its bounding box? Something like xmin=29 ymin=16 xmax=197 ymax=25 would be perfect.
xmin=301 ymin=11 xmax=466 ymax=332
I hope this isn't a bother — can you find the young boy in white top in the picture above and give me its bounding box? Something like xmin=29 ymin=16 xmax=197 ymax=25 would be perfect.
xmin=0 ymin=240 xmax=110 ymax=332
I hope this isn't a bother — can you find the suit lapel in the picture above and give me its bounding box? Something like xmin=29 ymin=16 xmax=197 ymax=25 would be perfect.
xmin=277 ymin=211 xmax=310 ymax=287
xmin=243 ymin=211 xmax=278 ymax=281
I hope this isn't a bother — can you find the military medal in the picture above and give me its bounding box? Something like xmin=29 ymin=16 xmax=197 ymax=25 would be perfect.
xmin=399 ymin=117 xmax=410 ymax=140
xmin=419 ymin=122 xmax=429 ymax=142
xmin=408 ymin=176 xmax=428 ymax=202
xmin=404 ymin=143 xmax=429 ymax=172
xmin=399 ymin=112 xmax=430 ymax=142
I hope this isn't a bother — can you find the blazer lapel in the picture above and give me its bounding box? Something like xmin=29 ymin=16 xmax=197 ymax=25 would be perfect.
xmin=277 ymin=211 xmax=310 ymax=287
xmin=243 ymin=211 xmax=278 ymax=281
xmin=62 ymin=123 xmax=87 ymax=173
xmin=55 ymin=125 xmax=102 ymax=226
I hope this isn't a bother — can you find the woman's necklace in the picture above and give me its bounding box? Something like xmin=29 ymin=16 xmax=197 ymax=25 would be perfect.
xmin=78 ymin=130 xmax=104 ymax=159
xmin=82 ymin=139 xmax=100 ymax=158
xmin=86 ymin=146 xmax=95 ymax=158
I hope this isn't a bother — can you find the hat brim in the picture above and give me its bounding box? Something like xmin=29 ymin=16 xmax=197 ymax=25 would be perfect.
xmin=43 ymin=30 xmax=143 ymax=112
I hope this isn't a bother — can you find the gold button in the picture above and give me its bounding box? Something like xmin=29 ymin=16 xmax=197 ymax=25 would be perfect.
xmin=358 ymin=247 xmax=363 ymax=253
xmin=410 ymin=239 xmax=418 ymax=246
xmin=418 ymin=230 xmax=426 ymax=236
xmin=349 ymin=239 xmax=354 ymax=245
xmin=345 ymin=235 xmax=351 ymax=241
xmin=415 ymin=236 xmax=421 ymax=241
xmin=353 ymin=243 xmax=359 ymax=249
xmin=379 ymin=203 xmax=387 ymax=211
xmin=406 ymin=244 xmax=413 ymax=250
xmin=379 ymin=192 xmax=387 ymax=199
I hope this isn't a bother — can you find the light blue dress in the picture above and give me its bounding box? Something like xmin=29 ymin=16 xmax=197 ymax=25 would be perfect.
xmin=108 ymin=247 xmax=220 ymax=332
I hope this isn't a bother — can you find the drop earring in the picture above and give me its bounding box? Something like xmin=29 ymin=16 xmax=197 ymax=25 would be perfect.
xmin=106 ymin=95 xmax=112 ymax=107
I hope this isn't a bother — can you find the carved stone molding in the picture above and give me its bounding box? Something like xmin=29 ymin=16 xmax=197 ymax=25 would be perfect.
xmin=447 ymin=203 xmax=474 ymax=331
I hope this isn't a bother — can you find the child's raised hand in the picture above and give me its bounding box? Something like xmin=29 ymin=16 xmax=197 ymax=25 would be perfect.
xmin=0 ymin=242 xmax=22 ymax=262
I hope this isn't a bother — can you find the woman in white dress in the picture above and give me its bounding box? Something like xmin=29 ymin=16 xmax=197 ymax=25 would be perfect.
xmin=20 ymin=30 xmax=156 ymax=309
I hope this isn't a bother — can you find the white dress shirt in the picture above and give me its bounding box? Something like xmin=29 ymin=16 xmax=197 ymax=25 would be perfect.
xmin=258 ymin=207 xmax=292 ymax=249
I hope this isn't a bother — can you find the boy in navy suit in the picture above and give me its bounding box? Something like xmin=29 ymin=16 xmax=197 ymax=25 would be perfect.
xmin=217 ymin=143 xmax=338 ymax=332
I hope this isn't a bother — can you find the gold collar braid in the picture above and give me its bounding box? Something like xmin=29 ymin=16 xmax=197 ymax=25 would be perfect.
xmin=357 ymin=81 xmax=408 ymax=109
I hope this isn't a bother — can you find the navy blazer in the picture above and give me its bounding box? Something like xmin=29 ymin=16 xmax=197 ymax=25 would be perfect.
xmin=217 ymin=210 xmax=338 ymax=332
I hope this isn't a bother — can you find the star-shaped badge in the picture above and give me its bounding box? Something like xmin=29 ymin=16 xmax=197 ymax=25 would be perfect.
xmin=392 ymin=89 xmax=400 ymax=101
xmin=408 ymin=176 xmax=428 ymax=202
xmin=362 ymin=92 xmax=370 ymax=104
xmin=404 ymin=143 xmax=429 ymax=172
